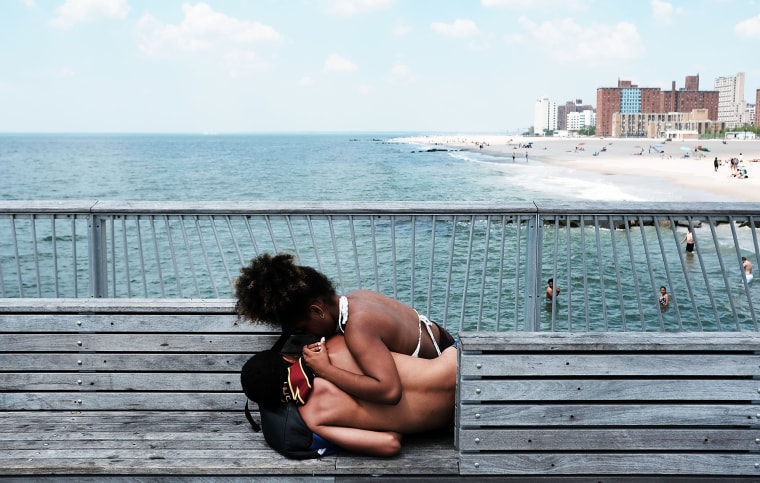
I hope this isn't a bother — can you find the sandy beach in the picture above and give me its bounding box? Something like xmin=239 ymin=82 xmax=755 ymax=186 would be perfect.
xmin=396 ymin=135 xmax=760 ymax=202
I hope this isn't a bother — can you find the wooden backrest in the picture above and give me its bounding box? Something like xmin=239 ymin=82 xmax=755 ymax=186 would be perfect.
xmin=457 ymin=332 xmax=760 ymax=477
xmin=0 ymin=299 xmax=283 ymax=412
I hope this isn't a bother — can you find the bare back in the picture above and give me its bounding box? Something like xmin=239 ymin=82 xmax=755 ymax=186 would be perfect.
xmin=299 ymin=336 xmax=456 ymax=434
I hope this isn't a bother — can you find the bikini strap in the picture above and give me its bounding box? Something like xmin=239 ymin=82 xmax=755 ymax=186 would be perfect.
xmin=413 ymin=311 xmax=441 ymax=357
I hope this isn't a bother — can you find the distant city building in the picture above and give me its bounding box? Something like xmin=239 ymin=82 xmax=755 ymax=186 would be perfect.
xmin=557 ymin=99 xmax=594 ymax=130
xmin=566 ymin=110 xmax=596 ymax=132
xmin=534 ymin=97 xmax=557 ymax=135
xmin=596 ymin=76 xmax=718 ymax=137
xmin=756 ymin=89 xmax=760 ymax=126
xmin=611 ymin=109 xmax=725 ymax=140
xmin=745 ymin=103 xmax=756 ymax=126
xmin=714 ymin=72 xmax=745 ymax=128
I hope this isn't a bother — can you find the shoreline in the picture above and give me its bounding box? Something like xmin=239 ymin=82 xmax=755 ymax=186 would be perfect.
xmin=392 ymin=135 xmax=760 ymax=202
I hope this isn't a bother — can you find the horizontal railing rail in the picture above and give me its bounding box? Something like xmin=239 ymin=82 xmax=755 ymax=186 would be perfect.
xmin=1 ymin=200 xmax=758 ymax=332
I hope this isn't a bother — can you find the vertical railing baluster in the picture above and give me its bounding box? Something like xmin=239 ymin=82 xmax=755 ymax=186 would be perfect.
xmin=195 ymin=215 xmax=218 ymax=298
xmin=88 ymin=214 xmax=107 ymax=298
xmin=494 ymin=215 xmax=506 ymax=331
xmin=165 ymin=215 xmax=183 ymax=297
xmin=638 ymin=216 xmax=660 ymax=332
xmin=593 ymin=216 xmax=609 ymax=331
xmin=524 ymin=213 xmax=539 ymax=331
xmin=370 ymin=217 xmax=380 ymax=292
xmin=71 ymin=217 xmax=79 ymax=297
xmin=11 ymin=216 xmax=23 ymax=297
xmin=136 ymin=217 xmax=148 ymax=297
xmin=608 ymin=215 xmax=626 ymax=331
xmin=730 ymin=217 xmax=757 ymax=325
xmin=445 ymin=216 xmax=456 ymax=331
xmin=109 ymin=217 xmax=116 ymax=297
xmin=579 ymin=215 xmax=589 ymax=330
xmin=51 ymin=216 xmax=60 ymax=298
xmin=121 ymin=217 xmax=131 ymax=298
xmin=476 ymin=216 xmax=491 ymax=330
xmin=179 ymin=216 xmax=200 ymax=297
xmin=31 ymin=215 xmax=41 ymax=297
xmin=348 ymin=216 xmax=362 ymax=290
xmin=426 ymin=215 xmax=436 ymax=320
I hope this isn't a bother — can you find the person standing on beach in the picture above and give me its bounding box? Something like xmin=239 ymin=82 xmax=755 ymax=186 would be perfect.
xmin=512 ymin=152 xmax=515 ymax=162
xmin=525 ymin=151 xmax=528 ymax=162
xmin=680 ymin=228 xmax=694 ymax=254
xmin=714 ymin=157 xmax=719 ymax=172
xmin=742 ymin=257 xmax=753 ymax=283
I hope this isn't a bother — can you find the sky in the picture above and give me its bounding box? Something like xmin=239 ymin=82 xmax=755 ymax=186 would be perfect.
xmin=2 ymin=0 xmax=760 ymax=133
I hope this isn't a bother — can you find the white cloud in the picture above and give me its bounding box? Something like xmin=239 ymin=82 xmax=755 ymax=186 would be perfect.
xmin=519 ymin=16 xmax=644 ymax=63
xmin=735 ymin=14 xmax=760 ymax=38
xmin=393 ymin=19 xmax=412 ymax=36
xmin=359 ymin=83 xmax=372 ymax=95
xmin=323 ymin=53 xmax=358 ymax=72
xmin=300 ymin=76 xmax=314 ymax=86
xmin=391 ymin=62 xmax=415 ymax=82
xmin=327 ymin=0 xmax=396 ymax=16
xmin=135 ymin=3 xmax=281 ymax=61
xmin=431 ymin=19 xmax=481 ymax=39
xmin=482 ymin=0 xmax=588 ymax=10
xmin=50 ymin=0 xmax=129 ymax=29
xmin=651 ymin=0 xmax=683 ymax=26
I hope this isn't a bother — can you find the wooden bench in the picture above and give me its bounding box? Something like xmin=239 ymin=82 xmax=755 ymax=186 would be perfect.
xmin=457 ymin=332 xmax=760 ymax=478
xmin=0 ymin=299 xmax=457 ymax=479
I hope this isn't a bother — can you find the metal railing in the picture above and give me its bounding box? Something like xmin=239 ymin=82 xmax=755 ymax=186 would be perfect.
xmin=1 ymin=200 xmax=758 ymax=332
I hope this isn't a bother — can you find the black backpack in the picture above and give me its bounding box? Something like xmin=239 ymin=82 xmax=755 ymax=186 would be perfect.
xmin=243 ymin=331 xmax=333 ymax=459
xmin=245 ymin=400 xmax=323 ymax=459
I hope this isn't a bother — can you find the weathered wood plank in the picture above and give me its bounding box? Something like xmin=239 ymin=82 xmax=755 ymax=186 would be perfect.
xmin=458 ymin=404 xmax=760 ymax=427
xmin=0 ymin=313 xmax=272 ymax=332
xmin=460 ymin=353 xmax=760 ymax=377
xmin=458 ymin=429 xmax=760 ymax=451
xmin=459 ymin=379 xmax=760 ymax=402
xmin=0 ymin=373 xmax=241 ymax=391
xmin=458 ymin=331 xmax=760 ymax=351
xmin=0 ymin=392 xmax=246 ymax=410
xmin=0 ymin=298 xmax=237 ymax=314
xmin=2 ymin=333 xmax=286 ymax=352
xmin=0 ymin=353 xmax=251 ymax=371
xmin=458 ymin=453 xmax=760 ymax=476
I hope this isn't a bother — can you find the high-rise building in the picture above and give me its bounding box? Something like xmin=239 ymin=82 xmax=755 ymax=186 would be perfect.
xmin=534 ymin=97 xmax=557 ymax=135
xmin=557 ymin=99 xmax=594 ymax=130
xmin=596 ymin=76 xmax=718 ymax=137
xmin=714 ymin=72 xmax=745 ymax=128
xmin=756 ymin=89 xmax=760 ymax=126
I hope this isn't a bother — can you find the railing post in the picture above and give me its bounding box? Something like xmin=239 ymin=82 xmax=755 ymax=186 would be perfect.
xmin=524 ymin=214 xmax=541 ymax=331
xmin=88 ymin=215 xmax=107 ymax=298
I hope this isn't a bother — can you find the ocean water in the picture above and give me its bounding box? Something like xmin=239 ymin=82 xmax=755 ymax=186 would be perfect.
xmin=1 ymin=133 xmax=754 ymax=331
xmin=0 ymin=133 xmax=727 ymax=202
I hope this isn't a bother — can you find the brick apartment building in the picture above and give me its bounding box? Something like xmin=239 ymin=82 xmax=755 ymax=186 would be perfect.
xmin=596 ymin=76 xmax=718 ymax=137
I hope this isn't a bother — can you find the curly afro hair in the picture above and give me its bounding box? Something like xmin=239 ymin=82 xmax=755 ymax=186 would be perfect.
xmin=233 ymin=252 xmax=336 ymax=329
xmin=240 ymin=351 xmax=289 ymax=409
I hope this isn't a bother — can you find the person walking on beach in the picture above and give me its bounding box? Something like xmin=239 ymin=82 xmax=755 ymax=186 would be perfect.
xmin=742 ymin=257 xmax=753 ymax=283
xmin=658 ymin=286 xmax=670 ymax=311
xmin=714 ymin=157 xmax=719 ymax=172
xmin=680 ymin=228 xmax=694 ymax=254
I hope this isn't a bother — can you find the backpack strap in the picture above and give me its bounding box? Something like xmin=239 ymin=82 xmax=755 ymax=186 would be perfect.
xmin=245 ymin=400 xmax=261 ymax=432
